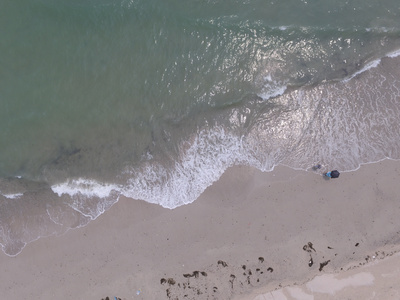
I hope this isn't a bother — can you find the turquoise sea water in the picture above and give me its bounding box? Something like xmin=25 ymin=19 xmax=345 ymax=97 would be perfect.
xmin=1 ymin=0 xmax=400 ymax=256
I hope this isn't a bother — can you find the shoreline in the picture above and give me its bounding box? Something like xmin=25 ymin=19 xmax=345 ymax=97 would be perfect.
xmin=1 ymin=159 xmax=400 ymax=299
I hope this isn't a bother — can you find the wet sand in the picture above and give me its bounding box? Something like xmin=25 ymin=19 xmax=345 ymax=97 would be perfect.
xmin=1 ymin=159 xmax=400 ymax=299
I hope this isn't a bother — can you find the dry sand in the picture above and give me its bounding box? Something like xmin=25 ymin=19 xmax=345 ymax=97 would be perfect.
xmin=1 ymin=159 xmax=400 ymax=300
xmin=245 ymin=251 xmax=400 ymax=300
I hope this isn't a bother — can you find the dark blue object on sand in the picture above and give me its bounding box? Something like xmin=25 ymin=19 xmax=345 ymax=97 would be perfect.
xmin=325 ymin=170 xmax=340 ymax=178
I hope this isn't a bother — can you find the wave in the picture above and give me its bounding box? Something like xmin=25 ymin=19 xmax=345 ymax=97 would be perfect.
xmin=341 ymin=48 xmax=400 ymax=83
xmin=0 ymin=192 xmax=23 ymax=199
xmin=258 ymin=74 xmax=288 ymax=100
xmin=53 ymin=51 xmax=400 ymax=209
xmin=341 ymin=59 xmax=382 ymax=83
xmin=2 ymin=50 xmax=400 ymax=257
xmin=52 ymin=128 xmax=254 ymax=209
xmin=388 ymin=49 xmax=400 ymax=58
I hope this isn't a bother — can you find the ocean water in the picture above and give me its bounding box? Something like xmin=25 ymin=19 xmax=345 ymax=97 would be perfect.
xmin=1 ymin=0 xmax=400 ymax=256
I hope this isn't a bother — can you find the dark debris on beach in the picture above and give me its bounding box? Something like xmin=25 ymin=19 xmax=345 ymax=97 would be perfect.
xmin=161 ymin=256 xmax=275 ymax=299
xmin=319 ymin=260 xmax=331 ymax=272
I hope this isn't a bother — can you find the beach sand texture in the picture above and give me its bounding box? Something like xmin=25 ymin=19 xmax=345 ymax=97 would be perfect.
xmin=245 ymin=251 xmax=400 ymax=300
xmin=1 ymin=159 xmax=400 ymax=299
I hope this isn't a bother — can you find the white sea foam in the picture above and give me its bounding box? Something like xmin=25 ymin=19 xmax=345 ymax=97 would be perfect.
xmin=51 ymin=179 xmax=122 ymax=219
xmin=342 ymin=58 xmax=381 ymax=83
xmin=45 ymin=124 xmax=281 ymax=211
xmin=42 ymin=129 xmax=237 ymax=212
xmin=387 ymin=49 xmax=400 ymax=58
xmin=1 ymin=192 xmax=24 ymax=199
xmin=258 ymin=74 xmax=288 ymax=100
xmin=122 ymin=128 xmax=247 ymax=209
xmin=46 ymin=128 xmax=250 ymax=210
xmin=52 ymin=178 xmax=121 ymax=199
xmin=341 ymin=49 xmax=400 ymax=83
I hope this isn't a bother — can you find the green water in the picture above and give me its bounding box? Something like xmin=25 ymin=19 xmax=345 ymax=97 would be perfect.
xmin=2 ymin=0 xmax=399 ymax=180
xmin=1 ymin=0 xmax=400 ymax=255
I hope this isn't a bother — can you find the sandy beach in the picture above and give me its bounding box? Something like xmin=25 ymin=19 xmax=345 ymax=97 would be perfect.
xmin=244 ymin=250 xmax=400 ymax=300
xmin=1 ymin=159 xmax=400 ymax=299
